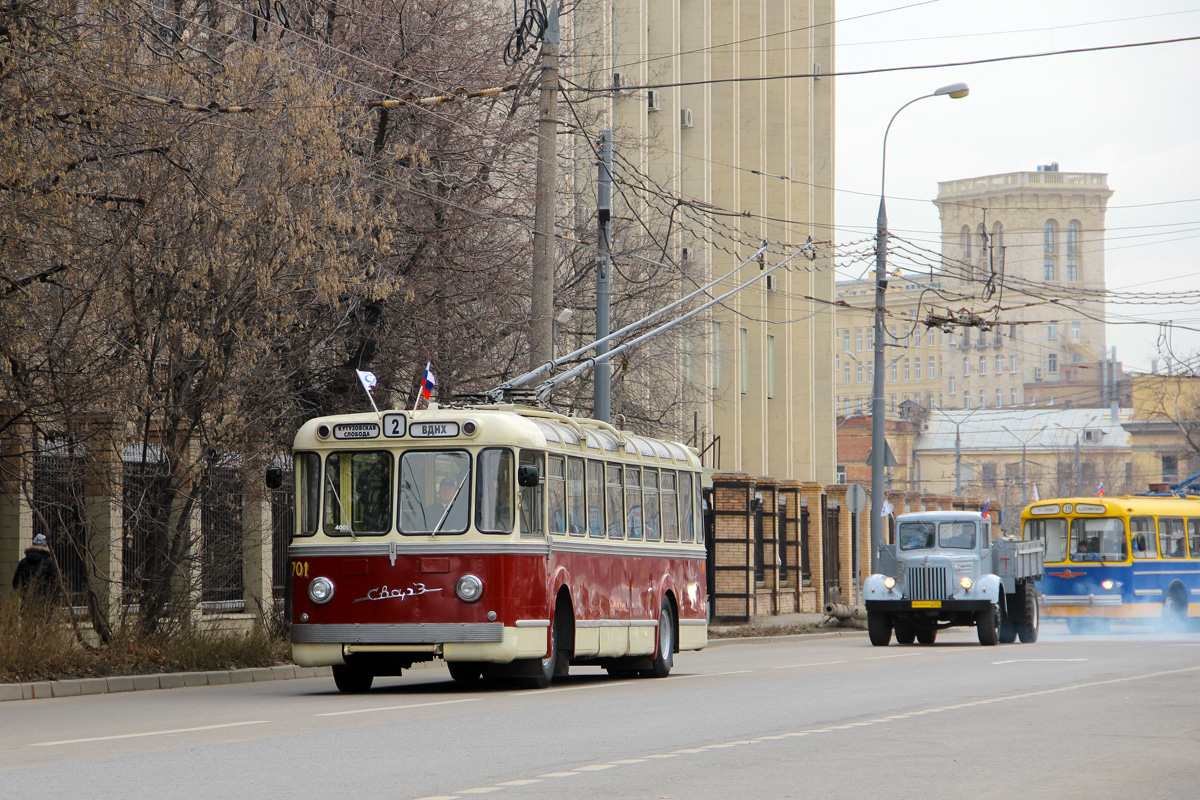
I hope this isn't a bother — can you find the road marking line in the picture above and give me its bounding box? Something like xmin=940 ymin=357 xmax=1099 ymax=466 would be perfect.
xmin=510 ymin=681 xmax=630 ymax=696
xmin=413 ymin=795 xmax=458 ymax=800
xmin=538 ymin=772 xmax=579 ymax=778
xmin=497 ymin=780 xmax=542 ymax=786
xmin=671 ymin=670 xmax=754 ymax=679
xmin=32 ymin=721 xmax=269 ymax=747
xmin=455 ymin=789 xmax=500 ymax=795
xmin=315 ymin=699 xmax=478 ymax=717
xmin=611 ymin=758 xmax=647 ymax=764
xmin=772 ymin=660 xmax=849 ymax=670
xmin=576 ymin=764 xmax=616 ymax=771
xmin=993 ymin=659 xmax=1088 ymax=665
xmin=865 ymin=652 xmax=923 ymax=660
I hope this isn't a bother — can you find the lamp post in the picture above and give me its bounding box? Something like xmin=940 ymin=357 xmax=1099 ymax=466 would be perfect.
xmin=1002 ymin=423 xmax=1047 ymax=507
xmin=1054 ymin=415 xmax=1098 ymax=495
xmin=870 ymin=82 xmax=969 ymax=574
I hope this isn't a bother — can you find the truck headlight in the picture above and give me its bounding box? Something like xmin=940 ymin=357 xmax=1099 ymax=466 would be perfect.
xmin=883 ymin=576 xmax=896 ymax=590
xmin=959 ymin=577 xmax=973 ymax=590
xmin=308 ymin=577 xmax=335 ymax=604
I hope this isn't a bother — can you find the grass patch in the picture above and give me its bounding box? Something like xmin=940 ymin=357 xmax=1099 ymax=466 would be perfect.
xmin=709 ymin=617 xmax=867 ymax=639
xmin=0 ymin=596 xmax=289 ymax=684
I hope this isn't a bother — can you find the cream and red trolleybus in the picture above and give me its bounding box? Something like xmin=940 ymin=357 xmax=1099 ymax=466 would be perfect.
xmin=285 ymin=402 xmax=708 ymax=692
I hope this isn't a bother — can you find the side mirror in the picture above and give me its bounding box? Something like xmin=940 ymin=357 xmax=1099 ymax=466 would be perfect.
xmin=265 ymin=466 xmax=284 ymax=490
xmin=517 ymin=465 xmax=540 ymax=488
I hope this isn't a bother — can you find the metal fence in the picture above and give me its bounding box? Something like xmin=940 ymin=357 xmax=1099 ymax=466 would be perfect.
xmin=271 ymin=474 xmax=293 ymax=600
xmin=32 ymin=454 xmax=87 ymax=606
xmin=200 ymin=467 xmax=243 ymax=609
xmin=122 ymin=461 xmax=172 ymax=605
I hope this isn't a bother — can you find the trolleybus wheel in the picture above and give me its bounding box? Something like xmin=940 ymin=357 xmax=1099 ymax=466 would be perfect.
xmin=867 ymin=610 xmax=892 ymax=646
xmin=1065 ymin=617 xmax=1086 ymax=635
xmin=977 ymin=604 xmax=999 ymax=646
xmin=332 ymin=664 xmax=374 ymax=694
xmin=448 ymin=662 xmax=484 ymax=683
xmin=523 ymin=603 xmax=568 ymax=689
xmin=916 ymin=625 xmax=937 ymax=645
xmin=644 ymin=600 xmax=675 ymax=678
xmin=1018 ymin=583 xmax=1040 ymax=643
xmin=894 ymin=624 xmax=915 ymax=645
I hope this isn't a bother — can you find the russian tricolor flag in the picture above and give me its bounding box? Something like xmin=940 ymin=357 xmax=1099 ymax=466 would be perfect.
xmin=1096 ymin=482 xmax=1104 ymax=496
xmin=980 ymin=500 xmax=990 ymax=518
xmin=421 ymin=362 xmax=437 ymax=400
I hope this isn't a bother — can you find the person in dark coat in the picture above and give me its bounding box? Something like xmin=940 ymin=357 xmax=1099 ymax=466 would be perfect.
xmin=12 ymin=534 xmax=60 ymax=599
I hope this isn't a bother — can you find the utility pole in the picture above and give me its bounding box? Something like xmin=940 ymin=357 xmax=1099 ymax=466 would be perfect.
xmin=954 ymin=424 xmax=962 ymax=496
xmin=528 ymin=2 xmax=560 ymax=371
xmin=1003 ymin=424 xmax=1046 ymax=506
xmin=594 ymin=130 xmax=613 ymax=422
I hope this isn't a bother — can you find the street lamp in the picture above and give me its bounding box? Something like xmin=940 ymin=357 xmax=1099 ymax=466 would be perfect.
xmin=870 ymin=82 xmax=969 ymax=574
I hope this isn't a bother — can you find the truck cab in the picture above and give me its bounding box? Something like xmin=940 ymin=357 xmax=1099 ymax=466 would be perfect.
xmin=864 ymin=510 xmax=1043 ymax=646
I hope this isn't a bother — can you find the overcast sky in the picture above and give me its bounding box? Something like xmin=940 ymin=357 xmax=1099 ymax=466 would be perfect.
xmin=834 ymin=0 xmax=1200 ymax=373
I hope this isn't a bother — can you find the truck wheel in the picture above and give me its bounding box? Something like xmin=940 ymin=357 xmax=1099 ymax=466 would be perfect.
xmin=977 ymin=604 xmax=999 ymax=646
xmin=916 ymin=625 xmax=937 ymax=645
xmin=332 ymin=664 xmax=374 ymax=693
xmin=894 ymin=624 xmax=915 ymax=645
xmin=867 ymin=610 xmax=892 ymax=646
xmin=1018 ymin=582 xmax=1040 ymax=643
xmin=998 ymin=593 xmax=1017 ymax=643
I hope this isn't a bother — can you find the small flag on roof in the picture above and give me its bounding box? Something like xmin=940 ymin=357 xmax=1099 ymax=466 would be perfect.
xmin=981 ymin=500 xmax=990 ymax=518
xmin=421 ymin=362 xmax=437 ymax=400
xmin=1096 ymin=482 xmax=1104 ymax=496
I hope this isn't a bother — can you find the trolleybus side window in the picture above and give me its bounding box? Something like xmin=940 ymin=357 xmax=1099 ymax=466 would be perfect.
xmin=476 ymin=448 xmax=514 ymax=534
xmin=547 ymin=455 xmax=566 ymax=535
xmin=518 ymin=450 xmax=544 ymax=537
xmin=567 ymin=457 xmax=585 ymax=536
xmin=586 ymin=460 xmax=605 ymax=538
xmin=1024 ymin=517 xmax=1066 ymax=562
xmin=661 ymin=470 xmax=679 ymax=542
xmin=1190 ymin=518 xmax=1200 ymax=558
xmin=1159 ymin=517 xmax=1186 ymax=558
xmin=296 ymin=452 xmax=321 ymax=536
xmin=1070 ymin=517 xmax=1127 ymax=561
xmin=679 ymin=473 xmax=694 ymax=543
xmin=625 ymin=467 xmax=643 ymax=540
xmin=324 ymin=451 xmax=393 ymax=536
xmin=397 ymin=450 xmax=470 ymax=535
xmin=605 ymin=464 xmax=624 ymax=539
xmin=1129 ymin=516 xmax=1157 ymax=559
xmin=643 ymin=468 xmax=661 ymax=541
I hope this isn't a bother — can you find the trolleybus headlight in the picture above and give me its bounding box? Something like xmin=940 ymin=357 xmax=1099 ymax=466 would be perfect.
xmin=883 ymin=576 xmax=896 ymax=590
xmin=316 ymin=424 xmax=331 ymax=439
xmin=308 ymin=577 xmax=335 ymax=604
xmin=456 ymin=574 xmax=484 ymax=602
xmin=1101 ymin=579 xmax=1114 ymax=591
xmin=959 ymin=577 xmax=974 ymax=590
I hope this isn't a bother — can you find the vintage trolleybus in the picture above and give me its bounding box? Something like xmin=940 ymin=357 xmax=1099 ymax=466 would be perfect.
xmin=284 ymin=402 xmax=708 ymax=692
xmin=1022 ymin=495 xmax=1200 ymax=632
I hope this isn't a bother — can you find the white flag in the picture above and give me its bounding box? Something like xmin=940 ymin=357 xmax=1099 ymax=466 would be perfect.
xmin=356 ymin=369 xmax=377 ymax=393
xmin=1032 ymin=483 xmax=1039 ymax=502
xmin=880 ymin=500 xmax=894 ymax=517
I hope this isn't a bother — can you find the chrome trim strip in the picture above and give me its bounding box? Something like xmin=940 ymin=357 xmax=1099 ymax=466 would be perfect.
xmin=292 ymin=622 xmax=504 ymax=644
xmin=1133 ymin=570 xmax=1200 ymax=575
xmin=679 ymin=619 xmax=708 ymax=626
xmin=514 ymin=619 xmax=550 ymax=628
xmin=629 ymin=619 xmax=659 ymax=627
xmin=548 ymin=540 xmax=706 ymax=560
xmin=291 ymin=542 xmax=551 ymax=558
xmin=1134 ymin=588 xmax=1163 ymax=596
xmin=1042 ymin=594 xmax=1123 ymax=606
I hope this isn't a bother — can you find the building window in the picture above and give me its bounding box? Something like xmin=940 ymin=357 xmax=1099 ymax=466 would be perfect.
xmin=766 ymin=335 xmax=776 ymax=398
xmin=1011 ymin=387 xmax=1018 ymax=406
xmin=1044 ymin=257 xmax=1055 ymax=281
xmin=844 ymin=360 xmax=851 ymax=383
xmin=1048 ymin=323 xmax=1057 ymax=340
xmin=1010 ymin=355 xmax=1018 ymax=372
xmin=1044 ymin=220 xmax=1057 ymax=253
xmin=842 ymin=329 xmax=850 ymax=352
xmin=1071 ymin=321 xmax=1080 ymax=341
xmin=739 ymin=328 xmax=749 ymax=393
xmin=979 ymin=356 xmax=986 ymax=376
xmin=960 ymin=224 xmax=972 ymax=258
xmin=856 ymin=329 xmax=863 ymax=351
xmin=996 ymin=355 xmax=1003 ymax=373
xmin=949 ymin=376 xmax=956 ymax=395
xmin=928 ymin=357 xmax=935 ymax=379
xmin=866 ymin=328 xmax=874 ymax=349
xmin=996 ymin=388 xmax=1003 ymax=408
xmin=963 ymin=357 xmax=970 ymax=377
xmin=1163 ymin=455 xmax=1179 ymax=483
xmin=836 ymin=465 xmax=846 ymax=483
xmin=903 ymin=359 xmax=910 ymax=380
xmin=891 ymin=361 xmax=897 ymax=381
xmin=928 ymin=329 xmax=935 ymax=347
xmin=979 ymin=390 xmax=986 ymax=409
xmin=1067 ymin=220 xmax=1080 ymax=254
xmin=964 ymin=394 xmax=971 ymax=409
xmin=856 ymin=363 xmax=863 ymax=383
xmin=1048 ymin=353 xmax=1058 ymax=373
xmin=914 ymin=358 xmax=921 ymax=380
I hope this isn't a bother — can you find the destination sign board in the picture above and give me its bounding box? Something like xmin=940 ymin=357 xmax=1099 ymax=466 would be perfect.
xmin=333 ymin=422 xmax=380 ymax=440
xmin=409 ymin=421 xmax=459 ymax=438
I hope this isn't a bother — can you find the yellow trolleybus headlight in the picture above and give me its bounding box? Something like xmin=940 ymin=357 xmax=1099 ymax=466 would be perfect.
xmin=308 ymin=577 xmax=335 ymax=604
xmin=1101 ymin=579 xmax=1114 ymax=591
xmin=456 ymin=574 xmax=484 ymax=602
xmin=959 ymin=577 xmax=974 ymax=590
xmin=883 ymin=576 xmax=896 ymax=590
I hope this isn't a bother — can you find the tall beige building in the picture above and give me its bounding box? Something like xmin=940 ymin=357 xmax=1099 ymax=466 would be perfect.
xmin=565 ymin=1 xmax=837 ymax=483
xmin=935 ymin=165 xmax=1112 ymax=410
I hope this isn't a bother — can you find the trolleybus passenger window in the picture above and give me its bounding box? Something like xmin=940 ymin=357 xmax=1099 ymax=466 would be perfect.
xmin=679 ymin=473 xmax=694 ymax=543
xmin=1129 ymin=516 xmax=1157 ymax=559
xmin=605 ymin=464 xmax=624 ymax=539
xmin=1070 ymin=517 xmax=1127 ymax=561
xmin=397 ymin=450 xmax=470 ymax=534
xmin=567 ymin=457 xmax=585 ymax=536
xmin=1024 ymin=517 xmax=1067 ymax=562
xmin=625 ymin=467 xmax=643 ymax=540
xmin=586 ymin=460 xmax=605 ymax=538
xmin=324 ymin=451 xmax=393 ymax=536
xmin=662 ymin=471 xmax=679 ymax=542
xmin=519 ymin=451 xmax=544 ymax=537
xmin=1190 ymin=519 xmax=1200 ymax=558
xmin=547 ymin=455 xmax=566 ymax=535
xmin=296 ymin=452 xmax=321 ymax=536
xmin=1159 ymin=517 xmax=1186 ymax=558
xmin=476 ymin=448 xmax=514 ymax=534
xmin=644 ymin=469 xmax=661 ymax=541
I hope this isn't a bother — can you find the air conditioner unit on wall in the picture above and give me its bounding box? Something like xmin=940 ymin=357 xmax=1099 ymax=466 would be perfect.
xmin=612 ymin=72 xmax=629 ymax=94
xmin=1034 ymin=367 xmax=1044 ymax=381
xmin=647 ymin=89 xmax=662 ymax=111
xmin=765 ymin=274 xmax=777 ymax=292
xmin=680 ymin=107 xmax=694 ymax=128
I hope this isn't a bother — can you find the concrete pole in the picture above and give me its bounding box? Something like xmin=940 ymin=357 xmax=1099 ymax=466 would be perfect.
xmin=594 ymin=130 xmax=613 ymax=422
xmin=528 ymin=5 xmax=560 ymax=371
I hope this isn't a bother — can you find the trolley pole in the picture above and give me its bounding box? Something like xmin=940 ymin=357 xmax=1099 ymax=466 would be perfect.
xmin=529 ymin=3 xmax=560 ymax=371
xmin=594 ymin=130 xmax=613 ymax=422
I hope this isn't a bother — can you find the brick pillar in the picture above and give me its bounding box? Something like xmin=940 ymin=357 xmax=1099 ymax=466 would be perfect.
xmin=712 ymin=473 xmax=755 ymax=622
xmin=242 ymin=473 xmax=273 ymax=625
xmin=0 ymin=416 xmax=33 ymax=602
xmin=799 ymin=482 xmax=824 ymax=612
xmin=778 ymin=480 xmax=803 ymax=613
xmin=170 ymin=440 xmax=203 ymax=623
xmin=827 ymin=485 xmax=856 ymax=606
xmin=756 ymin=477 xmax=779 ymax=616
xmin=83 ymin=414 xmax=123 ymax=622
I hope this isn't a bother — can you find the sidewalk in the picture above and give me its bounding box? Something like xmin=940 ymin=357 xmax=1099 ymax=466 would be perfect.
xmin=1 ymin=614 xmax=865 ymax=702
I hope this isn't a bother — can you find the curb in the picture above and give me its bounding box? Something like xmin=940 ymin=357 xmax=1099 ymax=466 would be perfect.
xmin=0 ymin=664 xmax=334 ymax=703
xmin=706 ymin=629 xmax=868 ymax=647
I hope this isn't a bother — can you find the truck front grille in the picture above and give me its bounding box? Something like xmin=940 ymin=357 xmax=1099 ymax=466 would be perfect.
xmin=906 ymin=566 xmax=949 ymax=601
